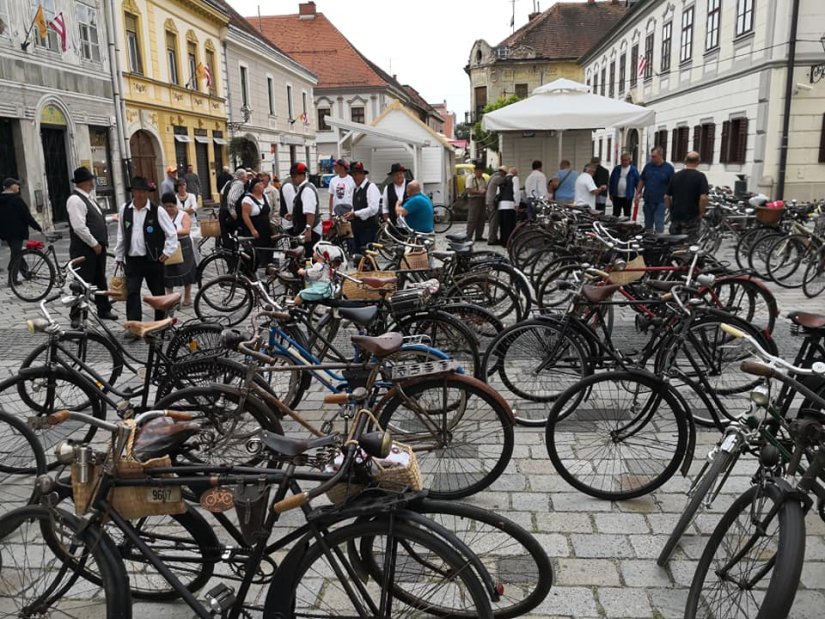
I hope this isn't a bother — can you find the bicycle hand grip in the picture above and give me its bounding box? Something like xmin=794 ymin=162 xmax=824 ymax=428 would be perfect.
xmin=740 ymin=361 xmax=776 ymax=378
xmin=720 ymin=323 xmax=747 ymax=339
xmin=47 ymin=410 xmax=72 ymax=426
xmin=273 ymin=492 xmax=308 ymax=514
xmin=324 ymin=393 xmax=350 ymax=405
xmin=164 ymin=410 xmax=194 ymax=422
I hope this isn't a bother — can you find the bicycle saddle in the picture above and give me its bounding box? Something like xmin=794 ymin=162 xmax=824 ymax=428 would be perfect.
xmin=582 ymin=284 xmax=621 ymax=303
xmin=446 ymin=233 xmax=468 ymax=243
xmin=143 ymin=293 xmax=181 ymax=312
xmin=351 ymin=333 xmax=404 ymax=358
xmin=339 ymin=305 xmax=379 ymax=326
xmin=649 ymin=234 xmax=688 ymax=244
xmin=260 ymin=430 xmax=338 ymax=458
xmin=789 ymin=312 xmax=825 ymax=331
xmin=286 ymin=246 xmax=305 ymax=260
xmin=132 ymin=416 xmax=201 ymax=461
xmin=447 ymin=243 xmax=474 ymax=255
xmin=432 ymin=250 xmax=455 ymax=261
xmin=122 ymin=318 xmax=175 ymax=338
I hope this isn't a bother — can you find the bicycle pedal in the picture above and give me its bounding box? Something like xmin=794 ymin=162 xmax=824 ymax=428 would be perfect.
xmin=205 ymin=583 xmax=236 ymax=614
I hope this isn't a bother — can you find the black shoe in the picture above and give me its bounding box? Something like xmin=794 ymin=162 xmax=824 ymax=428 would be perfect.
xmin=487 ymin=240 xmax=500 ymax=246
xmin=475 ymin=237 xmax=487 ymax=242
xmin=98 ymin=311 xmax=119 ymax=321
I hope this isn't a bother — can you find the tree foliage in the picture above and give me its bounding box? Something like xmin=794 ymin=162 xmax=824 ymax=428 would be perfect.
xmin=229 ymin=137 xmax=260 ymax=170
xmin=454 ymin=122 xmax=471 ymax=141
xmin=472 ymin=94 xmax=521 ymax=153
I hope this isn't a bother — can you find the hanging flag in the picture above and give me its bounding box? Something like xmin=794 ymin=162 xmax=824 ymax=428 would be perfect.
xmin=33 ymin=4 xmax=48 ymax=39
xmin=49 ymin=11 xmax=68 ymax=51
xmin=637 ymin=56 xmax=648 ymax=78
xmin=196 ymin=63 xmax=212 ymax=87
xmin=0 ymin=18 xmax=7 ymax=36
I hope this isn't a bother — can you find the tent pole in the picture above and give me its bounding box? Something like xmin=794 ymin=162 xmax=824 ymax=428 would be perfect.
xmin=558 ymin=130 xmax=563 ymax=165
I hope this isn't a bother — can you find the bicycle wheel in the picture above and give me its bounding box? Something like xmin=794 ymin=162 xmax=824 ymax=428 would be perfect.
xmin=20 ymin=331 xmax=125 ymax=389
xmin=9 ymin=248 xmax=56 ymax=302
xmin=803 ymin=247 xmax=825 ymax=298
xmin=196 ymin=251 xmax=233 ymax=286
xmin=466 ymin=262 xmax=533 ymax=320
xmin=0 ymin=367 xmax=107 ymax=455
xmin=685 ymin=484 xmax=805 ymax=619
xmin=734 ymin=227 xmax=769 ymax=271
xmin=707 ymin=277 xmax=777 ymax=336
xmin=269 ymin=519 xmax=493 ymax=619
xmin=194 ymin=275 xmax=254 ymax=326
xmin=393 ymin=311 xmax=481 ymax=379
xmin=657 ymin=439 xmax=742 ymax=566
xmin=447 ymin=274 xmax=522 ymax=322
xmin=765 ymin=234 xmax=808 ymax=288
xmin=0 ymin=505 xmax=131 ymax=618
xmin=535 ymin=261 xmax=582 ymax=308
xmin=0 ymin=408 xmax=47 ymax=515
xmin=747 ymin=230 xmax=783 ymax=277
xmin=482 ymin=319 xmax=590 ymax=424
xmin=164 ymin=321 xmax=226 ymax=361
xmin=546 ymin=370 xmax=689 ymax=500
xmin=153 ymin=383 xmax=283 ymax=465
xmin=408 ymin=498 xmax=553 ymax=619
xmin=377 ymin=373 xmax=514 ymax=500
xmin=433 ymin=204 xmax=453 ymax=233
xmin=441 ymin=302 xmax=504 ymax=353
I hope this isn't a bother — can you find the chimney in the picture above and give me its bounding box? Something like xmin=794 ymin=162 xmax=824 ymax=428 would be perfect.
xmin=587 ymin=0 xmax=595 ymax=4
xmin=298 ymin=2 xmax=316 ymax=18
xmin=528 ymin=12 xmax=540 ymax=21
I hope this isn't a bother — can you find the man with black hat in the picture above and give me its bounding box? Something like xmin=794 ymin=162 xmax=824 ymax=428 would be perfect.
xmin=66 ymin=167 xmax=117 ymax=319
xmin=288 ymin=162 xmax=321 ymax=255
xmin=0 ymin=177 xmax=42 ymax=281
xmin=381 ymin=163 xmax=408 ymax=227
xmin=114 ymin=177 xmax=178 ymax=324
xmin=328 ymin=158 xmax=355 ymax=217
xmin=346 ymin=162 xmax=381 ymax=251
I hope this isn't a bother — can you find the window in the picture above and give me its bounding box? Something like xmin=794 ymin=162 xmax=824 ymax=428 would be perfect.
xmin=351 ymin=106 xmax=365 ymax=124
xmin=644 ymin=33 xmax=654 ymax=80
xmin=593 ymin=71 xmax=599 ymax=96
xmin=736 ymin=0 xmax=754 ymax=36
xmin=173 ymin=126 xmax=189 ymax=169
xmin=692 ymin=122 xmax=716 ymax=163
xmin=600 ymin=67 xmax=606 ymax=95
xmin=671 ymin=126 xmax=690 ymax=162
xmin=76 ymin=3 xmax=101 ymax=62
xmin=654 ymin=129 xmax=668 ymax=157
xmin=619 ymin=54 xmax=626 ymax=94
xmin=186 ymin=41 xmax=197 ymax=89
xmin=89 ymin=127 xmax=112 ymax=193
xmin=607 ymin=137 xmax=613 ymax=161
xmin=680 ymin=7 xmax=694 ymax=63
xmin=720 ymin=117 xmax=748 ymax=164
xmin=661 ymin=22 xmax=672 ymax=72
xmin=286 ymin=84 xmax=293 ymax=120
xmin=706 ymin=0 xmax=720 ymax=50
xmin=474 ymin=86 xmax=487 ymax=119
xmin=213 ymin=130 xmax=225 ymax=173
xmin=124 ymin=13 xmax=142 ymax=74
xmin=630 ymin=44 xmax=639 ymax=87
xmin=204 ymin=49 xmax=216 ymax=94
xmin=819 ymin=114 xmax=825 ymax=163
xmin=240 ymin=66 xmax=249 ymax=107
xmin=305 ymin=147 xmax=311 ymax=171
xmin=33 ymin=0 xmax=59 ymax=50
xmin=302 ymin=91 xmax=308 ymax=115
xmin=318 ymin=108 xmax=331 ymax=131
xmin=514 ymin=83 xmax=529 ymax=99
xmin=267 ymin=77 xmax=274 ymax=115
xmin=598 ymin=139 xmax=603 ymax=161
xmin=609 ymin=61 xmax=616 ymax=97
xmin=166 ymin=31 xmax=179 ymax=85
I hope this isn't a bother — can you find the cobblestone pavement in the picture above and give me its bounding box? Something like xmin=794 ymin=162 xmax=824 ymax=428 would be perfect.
xmin=0 ymin=226 xmax=823 ymax=617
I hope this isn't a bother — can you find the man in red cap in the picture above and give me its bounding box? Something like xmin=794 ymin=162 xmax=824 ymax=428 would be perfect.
xmin=289 ymin=162 xmax=321 ymax=255
xmin=328 ymin=158 xmax=354 ymax=218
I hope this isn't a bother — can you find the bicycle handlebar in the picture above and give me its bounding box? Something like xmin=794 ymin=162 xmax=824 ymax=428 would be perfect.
xmin=721 ymin=322 xmax=825 ymax=377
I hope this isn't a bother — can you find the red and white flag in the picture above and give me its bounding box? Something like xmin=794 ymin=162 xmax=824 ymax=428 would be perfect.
xmin=49 ymin=11 xmax=68 ymax=52
xmin=637 ymin=56 xmax=648 ymax=78
xmin=196 ymin=62 xmax=212 ymax=87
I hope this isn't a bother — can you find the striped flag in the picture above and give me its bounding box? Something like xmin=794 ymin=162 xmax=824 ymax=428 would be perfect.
xmin=637 ymin=56 xmax=648 ymax=78
xmin=196 ymin=62 xmax=212 ymax=87
xmin=49 ymin=11 xmax=68 ymax=51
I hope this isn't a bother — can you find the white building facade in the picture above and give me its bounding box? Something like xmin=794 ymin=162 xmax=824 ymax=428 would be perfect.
xmin=0 ymin=0 xmax=127 ymax=224
xmin=581 ymin=0 xmax=825 ymax=200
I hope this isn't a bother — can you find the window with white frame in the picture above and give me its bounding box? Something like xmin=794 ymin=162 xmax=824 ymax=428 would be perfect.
xmin=706 ymin=0 xmax=720 ymax=51
xmin=286 ymin=84 xmax=294 ymax=120
xmin=679 ymin=6 xmax=694 ymax=63
xmin=302 ymin=91 xmax=307 ymax=115
xmin=166 ymin=31 xmax=179 ymax=85
xmin=240 ymin=65 xmax=249 ymax=107
xmin=32 ymin=0 xmax=59 ymax=50
xmin=186 ymin=41 xmax=197 ymax=89
xmin=124 ymin=12 xmax=143 ymax=74
xmin=736 ymin=0 xmax=754 ymax=36
xmin=267 ymin=77 xmax=274 ymax=115
xmin=661 ymin=21 xmax=672 ymax=72
xmin=75 ymin=3 xmax=100 ymax=61
xmin=618 ymin=53 xmax=626 ymax=94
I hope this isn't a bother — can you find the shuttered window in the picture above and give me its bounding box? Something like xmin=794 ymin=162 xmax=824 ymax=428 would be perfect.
xmin=672 ymin=126 xmax=689 ymax=162
xmin=720 ymin=118 xmax=748 ymax=164
xmin=654 ymin=129 xmax=668 ymax=158
xmin=819 ymin=114 xmax=825 ymax=163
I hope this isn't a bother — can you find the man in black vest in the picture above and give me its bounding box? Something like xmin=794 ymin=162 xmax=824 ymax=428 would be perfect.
xmin=345 ymin=161 xmax=381 ymax=252
xmin=289 ymin=162 xmax=321 ymax=256
xmin=66 ymin=167 xmax=117 ymax=319
xmin=114 ymin=177 xmax=178 ymax=324
xmin=381 ymin=163 xmax=408 ymax=227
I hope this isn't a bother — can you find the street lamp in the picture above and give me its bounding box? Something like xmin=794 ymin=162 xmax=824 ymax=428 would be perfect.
xmin=811 ymin=33 xmax=825 ymax=84
xmin=228 ymin=104 xmax=252 ymax=132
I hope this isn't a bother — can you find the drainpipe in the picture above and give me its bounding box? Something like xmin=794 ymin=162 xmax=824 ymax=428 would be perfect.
xmin=104 ymin=0 xmax=130 ymax=204
xmin=222 ymin=40 xmax=236 ymax=167
xmin=776 ymin=0 xmax=800 ymax=200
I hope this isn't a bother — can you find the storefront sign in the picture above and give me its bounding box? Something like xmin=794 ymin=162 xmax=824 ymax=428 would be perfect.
xmin=41 ymin=104 xmax=67 ymax=127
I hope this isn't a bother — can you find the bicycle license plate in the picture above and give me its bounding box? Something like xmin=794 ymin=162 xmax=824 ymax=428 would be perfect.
xmin=390 ymin=359 xmax=458 ymax=380
xmin=720 ymin=433 xmax=740 ymax=453
xmin=146 ymin=487 xmax=181 ymax=503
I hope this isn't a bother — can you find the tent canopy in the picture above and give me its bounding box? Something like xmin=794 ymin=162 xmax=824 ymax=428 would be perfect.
xmin=482 ymin=78 xmax=655 ymax=132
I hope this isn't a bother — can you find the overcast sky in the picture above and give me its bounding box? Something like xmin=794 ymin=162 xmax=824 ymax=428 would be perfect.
xmin=228 ymin=0 xmax=574 ymax=120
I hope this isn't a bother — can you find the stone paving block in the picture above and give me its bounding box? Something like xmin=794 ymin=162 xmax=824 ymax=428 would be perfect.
xmin=619 ymin=559 xmax=674 ymax=588
xmin=511 ymin=491 xmax=552 ymax=511
xmin=490 ymin=474 xmax=530 ymax=492
xmin=518 ymin=457 xmax=555 ymax=475
xmin=646 ymin=512 xmax=695 ymax=536
xmin=551 ymin=493 xmax=615 ymax=512
xmin=537 ymin=512 xmax=594 ymax=534
xmin=594 ymin=512 xmax=649 ymax=535
xmin=648 ymin=587 xmax=690 ymax=619
xmin=570 ymin=533 xmax=635 ymax=559
xmin=532 ymin=586 xmax=600 ymax=618
xmin=667 ymin=560 xmax=699 ymax=587
xmin=616 ymin=494 xmax=659 ymax=514
xmin=597 ymin=586 xmax=654 ymax=618
xmin=555 ymin=558 xmax=621 ymax=586
xmin=805 ymin=535 xmax=825 ymax=561
xmin=627 ymin=534 xmax=667 ymax=559
xmin=789 ymin=589 xmax=825 ymax=618
xmin=800 ymin=561 xmax=825 ymax=590
xmin=530 ymin=474 xmax=580 ymax=493
xmin=532 ymin=532 xmax=572 ymax=558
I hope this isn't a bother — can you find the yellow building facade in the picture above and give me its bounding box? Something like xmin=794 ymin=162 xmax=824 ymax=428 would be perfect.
xmin=120 ymin=0 xmax=228 ymax=202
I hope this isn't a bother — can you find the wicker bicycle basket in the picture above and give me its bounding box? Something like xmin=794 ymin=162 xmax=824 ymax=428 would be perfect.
xmin=399 ymin=249 xmax=431 ymax=271
xmin=755 ymin=206 xmax=785 ymax=226
xmin=326 ymin=441 xmax=422 ymax=505
xmin=71 ymin=422 xmax=185 ymax=519
xmin=341 ymin=271 xmax=397 ymax=300
xmin=200 ymin=218 xmax=221 ymax=238
xmin=607 ymin=255 xmax=647 ymax=286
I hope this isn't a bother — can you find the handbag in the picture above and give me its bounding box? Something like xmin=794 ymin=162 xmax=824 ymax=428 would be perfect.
xmin=165 ymin=241 xmax=184 ymax=266
xmin=109 ymin=263 xmax=126 ymax=302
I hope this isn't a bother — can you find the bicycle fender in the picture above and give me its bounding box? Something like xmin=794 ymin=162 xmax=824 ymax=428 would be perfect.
xmin=665 ymin=379 xmax=698 ymax=477
xmin=399 ymin=343 xmax=450 ymax=361
xmin=264 ymin=532 xmax=314 ymax=617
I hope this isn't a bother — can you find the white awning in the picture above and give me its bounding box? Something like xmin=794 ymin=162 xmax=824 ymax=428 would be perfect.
xmin=213 ymin=137 xmax=227 ymax=145
xmin=193 ymin=136 xmax=210 ymax=144
xmin=173 ymin=135 xmax=192 ymax=143
xmin=325 ymin=116 xmax=430 ymax=148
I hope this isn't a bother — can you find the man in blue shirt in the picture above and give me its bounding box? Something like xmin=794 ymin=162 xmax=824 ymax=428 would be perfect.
xmin=634 ymin=146 xmax=675 ymax=233
xmin=550 ymin=159 xmax=578 ymax=203
xmin=395 ymin=181 xmax=433 ymax=233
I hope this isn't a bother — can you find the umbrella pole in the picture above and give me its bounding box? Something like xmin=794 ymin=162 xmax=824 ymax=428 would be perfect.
xmin=557 ymin=130 xmax=563 ymax=165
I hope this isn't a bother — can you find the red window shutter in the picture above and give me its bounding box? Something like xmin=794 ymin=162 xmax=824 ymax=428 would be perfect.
xmin=671 ymin=128 xmax=678 ymax=161
xmin=735 ymin=117 xmax=748 ymax=164
xmin=720 ymin=121 xmax=730 ymax=164
xmin=820 ymin=114 xmax=825 ymax=163
xmin=693 ymin=125 xmax=701 ymax=153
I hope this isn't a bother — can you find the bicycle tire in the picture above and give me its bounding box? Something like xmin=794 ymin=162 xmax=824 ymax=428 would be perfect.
xmin=747 ymin=230 xmax=783 ymax=277
xmin=765 ymin=234 xmax=808 ymax=288
xmin=9 ymin=248 xmax=56 ymax=302
xmin=734 ymin=227 xmax=769 ymax=271
xmin=164 ymin=321 xmax=226 ymax=361
xmin=440 ymin=302 xmax=504 ymax=351
xmin=535 ymin=261 xmax=583 ymax=308
xmin=0 ymin=505 xmax=132 ymax=618
xmin=657 ymin=441 xmax=741 ymax=566
xmin=685 ymin=484 xmax=805 ymax=619
xmin=466 ymin=261 xmax=533 ymax=320
xmin=546 ymin=370 xmax=689 ymax=500
xmin=447 ymin=273 xmax=522 ymax=322
xmin=393 ymin=310 xmax=482 ymax=379
xmin=196 ymin=251 xmax=232 ymax=286
xmin=433 ymin=204 xmax=453 ymax=233
xmin=803 ymin=246 xmax=825 ymax=298
xmin=0 ymin=408 xmax=48 ymax=515
xmin=267 ymin=519 xmax=493 ymax=618
xmin=20 ymin=330 xmax=125 ymax=390
xmin=376 ymin=373 xmax=514 ymax=500
xmin=707 ymin=276 xmax=777 ymax=336
xmin=193 ymin=275 xmax=254 ymax=326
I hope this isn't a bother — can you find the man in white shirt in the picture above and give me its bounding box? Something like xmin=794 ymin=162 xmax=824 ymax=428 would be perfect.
xmin=523 ymin=160 xmax=549 ymax=199
xmin=115 ymin=177 xmax=178 ymax=324
xmin=496 ymin=167 xmax=520 ymax=245
xmin=66 ymin=166 xmax=117 ymax=320
xmin=345 ymin=161 xmax=382 ymax=251
xmin=381 ymin=163 xmax=408 ymax=226
xmin=328 ymin=159 xmax=355 ymax=217
xmin=574 ymin=164 xmax=607 ymax=209
xmin=280 ymin=175 xmax=296 ymax=232
xmin=289 ymin=162 xmax=321 ymax=255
